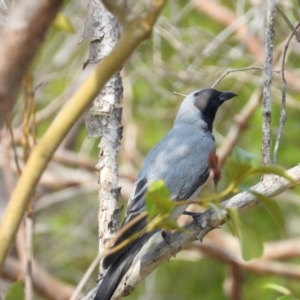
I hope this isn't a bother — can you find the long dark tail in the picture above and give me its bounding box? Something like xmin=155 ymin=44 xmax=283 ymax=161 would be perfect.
xmin=94 ymin=233 xmax=153 ymax=300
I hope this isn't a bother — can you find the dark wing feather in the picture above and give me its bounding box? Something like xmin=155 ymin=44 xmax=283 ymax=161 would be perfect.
xmin=102 ymin=178 xmax=148 ymax=269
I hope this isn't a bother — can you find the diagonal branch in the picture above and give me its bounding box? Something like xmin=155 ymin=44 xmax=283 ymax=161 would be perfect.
xmin=113 ymin=164 xmax=300 ymax=299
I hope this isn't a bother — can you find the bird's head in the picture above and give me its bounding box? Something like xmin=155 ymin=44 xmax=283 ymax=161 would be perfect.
xmin=175 ymin=88 xmax=236 ymax=131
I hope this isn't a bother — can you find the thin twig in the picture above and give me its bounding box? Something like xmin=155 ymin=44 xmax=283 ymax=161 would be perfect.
xmin=212 ymin=66 xmax=280 ymax=88
xmin=25 ymin=216 xmax=33 ymax=300
xmin=70 ymin=253 xmax=102 ymax=300
xmin=261 ymin=0 xmax=276 ymax=166
xmin=273 ymin=22 xmax=300 ymax=164
xmin=173 ymin=91 xmax=187 ymax=97
xmin=73 ymin=212 xmax=148 ymax=300
xmin=5 ymin=117 xmax=22 ymax=175
xmin=276 ymin=5 xmax=300 ymax=42
xmin=23 ymin=72 xmax=35 ymax=300
xmin=2 ymin=256 xmax=75 ymax=300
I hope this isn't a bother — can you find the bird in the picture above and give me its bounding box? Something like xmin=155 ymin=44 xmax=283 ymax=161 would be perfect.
xmin=94 ymin=88 xmax=236 ymax=300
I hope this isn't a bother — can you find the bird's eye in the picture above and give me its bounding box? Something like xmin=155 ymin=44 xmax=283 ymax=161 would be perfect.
xmin=194 ymin=91 xmax=200 ymax=97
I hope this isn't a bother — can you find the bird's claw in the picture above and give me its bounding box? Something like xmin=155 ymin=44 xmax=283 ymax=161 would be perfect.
xmin=161 ymin=230 xmax=172 ymax=247
xmin=183 ymin=211 xmax=204 ymax=229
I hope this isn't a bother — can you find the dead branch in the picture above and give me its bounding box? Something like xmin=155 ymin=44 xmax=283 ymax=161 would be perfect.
xmin=0 ymin=0 xmax=63 ymax=126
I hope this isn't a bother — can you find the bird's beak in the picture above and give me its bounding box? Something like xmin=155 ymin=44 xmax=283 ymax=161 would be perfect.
xmin=219 ymin=91 xmax=237 ymax=102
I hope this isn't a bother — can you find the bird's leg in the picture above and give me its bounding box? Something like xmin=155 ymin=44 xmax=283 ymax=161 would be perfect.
xmin=183 ymin=211 xmax=204 ymax=228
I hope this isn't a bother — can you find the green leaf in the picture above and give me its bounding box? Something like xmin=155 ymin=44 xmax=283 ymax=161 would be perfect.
xmin=277 ymin=296 xmax=299 ymax=300
xmin=52 ymin=13 xmax=75 ymax=32
xmin=5 ymin=281 xmax=25 ymax=300
xmin=227 ymin=208 xmax=263 ymax=261
xmin=226 ymin=158 xmax=252 ymax=184
xmin=154 ymin=216 xmax=182 ymax=231
xmin=263 ymin=283 xmax=291 ymax=295
xmin=234 ymin=147 xmax=256 ymax=164
xmin=246 ymin=165 xmax=297 ymax=185
xmin=251 ymin=191 xmax=285 ymax=231
xmin=145 ymin=180 xmax=174 ymax=218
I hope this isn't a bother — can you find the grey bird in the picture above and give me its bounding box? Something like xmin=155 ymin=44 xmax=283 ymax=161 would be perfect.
xmin=94 ymin=88 xmax=236 ymax=300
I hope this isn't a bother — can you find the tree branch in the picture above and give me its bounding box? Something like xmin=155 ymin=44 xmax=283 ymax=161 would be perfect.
xmin=262 ymin=0 xmax=276 ymax=166
xmin=273 ymin=22 xmax=300 ymax=164
xmin=112 ymin=164 xmax=300 ymax=299
xmin=0 ymin=0 xmax=63 ymax=126
xmin=1 ymin=256 xmax=74 ymax=300
xmin=83 ymin=0 xmax=122 ymax=286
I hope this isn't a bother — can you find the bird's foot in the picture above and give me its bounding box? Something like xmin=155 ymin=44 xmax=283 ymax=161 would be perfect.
xmin=183 ymin=211 xmax=204 ymax=229
xmin=161 ymin=230 xmax=172 ymax=247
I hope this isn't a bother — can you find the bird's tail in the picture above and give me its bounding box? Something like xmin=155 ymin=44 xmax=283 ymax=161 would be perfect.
xmin=94 ymin=232 xmax=154 ymax=300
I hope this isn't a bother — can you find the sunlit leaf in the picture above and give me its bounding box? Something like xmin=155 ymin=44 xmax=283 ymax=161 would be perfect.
xmin=52 ymin=13 xmax=75 ymax=32
xmin=251 ymin=191 xmax=285 ymax=231
xmin=264 ymin=283 xmax=291 ymax=295
xmin=145 ymin=180 xmax=174 ymax=218
xmin=154 ymin=216 xmax=182 ymax=231
xmin=239 ymin=220 xmax=264 ymax=261
xmin=277 ymin=296 xmax=299 ymax=300
xmin=227 ymin=208 xmax=263 ymax=261
xmin=5 ymin=281 xmax=25 ymax=300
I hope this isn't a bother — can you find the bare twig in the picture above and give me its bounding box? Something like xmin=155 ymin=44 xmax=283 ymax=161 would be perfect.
xmin=5 ymin=117 xmax=22 ymax=175
xmin=2 ymin=257 xmax=75 ymax=300
xmin=173 ymin=91 xmax=187 ymax=97
xmin=25 ymin=217 xmax=33 ymax=300
xmin=70 ymin=253 xmax=102 ymax=300
xmin=189 ymin=240 xmax=300 ymax=280
xmin=212 ymin=66 xmax=280 ymax=88
xmin=261 ymin=0 xmax=276 ymax=166
xmin=191 ymin=0 xmax=264 ymax=59
xmin=73 ymin=212 xmax=148 ymax=300
xmin=273 ymin=22 xmax=300 ymax=164
xmin=191 ymin=0 xmax=300 ymax=94
xmin=276 ymin=5 xmax=300 ymax=42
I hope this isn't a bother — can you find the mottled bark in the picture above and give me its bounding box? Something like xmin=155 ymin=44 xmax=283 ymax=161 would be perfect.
xmin=262 ymin=0 xmax=276 ymax=166
xmin=83 ymin=0 xmax=123 ymax=281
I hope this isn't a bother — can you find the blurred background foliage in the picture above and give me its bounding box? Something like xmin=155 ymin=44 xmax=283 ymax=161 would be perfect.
xmin=1 ymin=0 xmax=300 ymax=299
